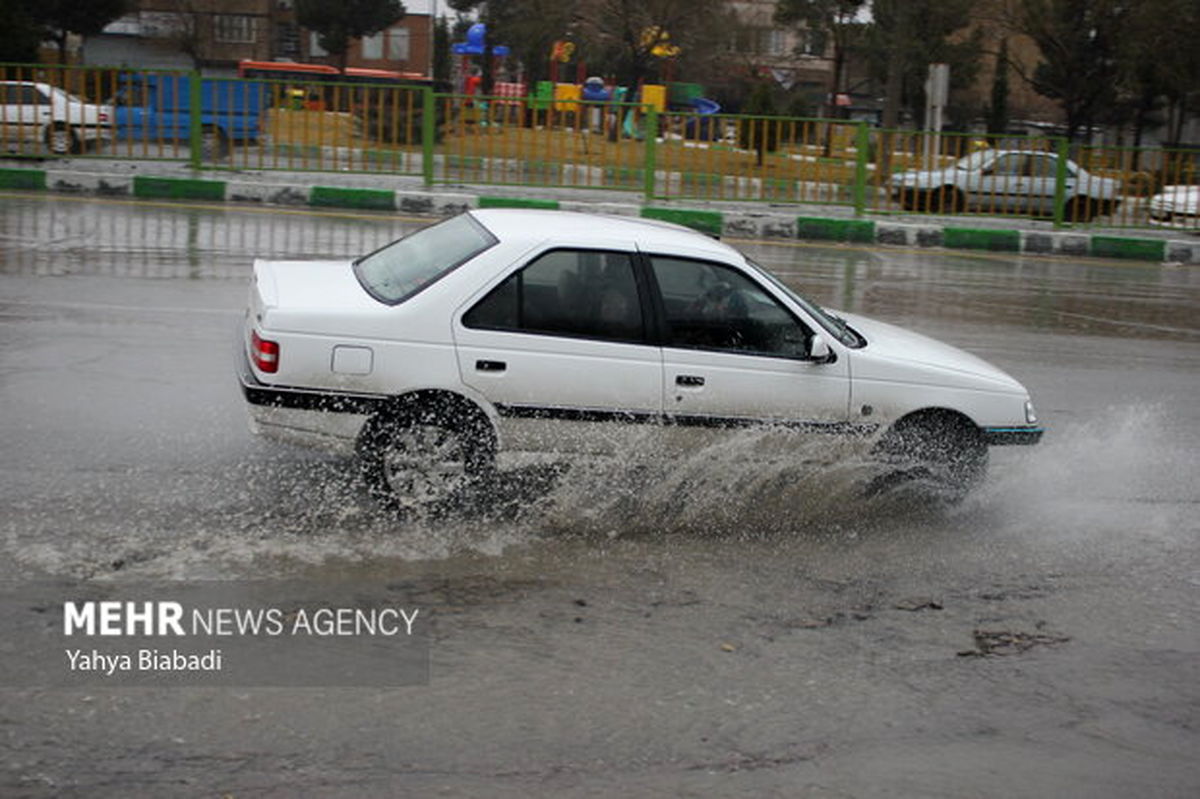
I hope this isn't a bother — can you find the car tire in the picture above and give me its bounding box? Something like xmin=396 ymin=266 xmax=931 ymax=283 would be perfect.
xmin=931 ymin=187 xmax=965 ymax=214
xmin=200 ymin=126 xmax=230 ymax=161
xmin=358 ymin=402 xmax=496 ymax=515
xmin=1065 ymin=196 xmax=1096 ymax=223
xmin=44 ymin=124 xmax=81 ymax=156
xmin=867 ymin=412 xmax=988 ymax=502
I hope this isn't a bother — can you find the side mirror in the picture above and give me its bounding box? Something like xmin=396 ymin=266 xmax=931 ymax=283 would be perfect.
xmin=808 ymin=335 xmax=835 ymax=364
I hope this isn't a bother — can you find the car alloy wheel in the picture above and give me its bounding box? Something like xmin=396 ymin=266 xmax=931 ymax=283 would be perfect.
xmin=45 ymin=125 xmax=80 ymax=156
xmin=358 ymin=406 xmax=494 ymax=515
xmin=382 ymin=423 xmax=472 ymax=511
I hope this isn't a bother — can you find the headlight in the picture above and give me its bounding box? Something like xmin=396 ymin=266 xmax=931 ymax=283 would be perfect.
xmin=1024 ymin=400 xmax=1037 ymax=424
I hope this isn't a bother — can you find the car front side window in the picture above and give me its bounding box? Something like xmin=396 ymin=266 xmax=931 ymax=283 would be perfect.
xmin=987 ymin=154 xmax=1025 ymax=176
xmin=464 ymin=249 xmax=645 ymax=344
xmin=1026 ymin=155 xmax=1056 ymax=178
xmin=649 ymin=256 xmax=812 ymax=358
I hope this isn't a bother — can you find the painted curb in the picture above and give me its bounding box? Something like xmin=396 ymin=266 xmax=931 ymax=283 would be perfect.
xmin=478 ymin=196 xmax=560 ymax=210
xmin=641 ymin=207 xmax=723 ymax=236
xmin=2 ymin=166 xmax=1197 ymax=264
xmin=796 ymin=216 xmax=876 ymax=244
xmin=0 ymin=167 xmax=45 ymax=191
xmin=1090 ymin=235 xmax=1166 ymax=261
xmin=309 ymin=185 xmax=396 ymax=211
xmin=133 ymin=176 xmax=226 ymax=201
xmin=47 ymin=169 xmax=132 ymax=196
xmin=944 ymin=227 xmax=1021 ymax=252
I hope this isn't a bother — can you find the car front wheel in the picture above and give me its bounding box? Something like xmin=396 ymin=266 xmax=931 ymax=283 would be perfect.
xmin=358 ymin=406 xmax=495 ymax=515
xmin=44 ymin=124 xmax=81 ymax=155
xmin=867 ymin=412 xmax=988 ymax=502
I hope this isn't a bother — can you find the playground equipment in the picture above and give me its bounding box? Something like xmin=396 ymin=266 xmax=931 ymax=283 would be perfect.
xmin=452 ymin=23 xmax=511 ymax=94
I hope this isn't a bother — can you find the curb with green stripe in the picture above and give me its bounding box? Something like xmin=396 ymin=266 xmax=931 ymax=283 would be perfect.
xmin=479 ymin=196 xmax=560 ymax=210
xmin=944 ymin=227 xmax=1021 ymax=252
xmin=1090 ymin=235 xmax=1166 ymax=261
xmin=796 ymin=216 xmax=876 ymax=244
xmin=309 ymin=186 xmax=396 ymax=211
xmin=2 ymin=167 xmax=1194 ymax=264
xmin=0 ymin=167 xmax=46 ymax=190
xmin=640 ymin=207 xmax=723 ymax=236
xmin=133 ymin=176 xmax=225 ymax=201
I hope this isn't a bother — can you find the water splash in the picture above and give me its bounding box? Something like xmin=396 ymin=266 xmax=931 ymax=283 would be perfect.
xmin=6 ymin=405 xmax=1194 ymax=580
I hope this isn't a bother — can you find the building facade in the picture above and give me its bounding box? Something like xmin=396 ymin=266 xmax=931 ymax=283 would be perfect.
xmin=84 ymin=0 xmax=432 ymax=77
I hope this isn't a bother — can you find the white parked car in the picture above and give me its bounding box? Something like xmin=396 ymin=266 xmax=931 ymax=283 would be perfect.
xmin=0 ymin=80 xmax=113 ymax=155
xmin=890 ymin=149 xmax=1121 ymax=222
xmin=239 ymin=210 xmax=1043 ymax=511
xmin=1148 ymin=184 xmax=1200 ymax=230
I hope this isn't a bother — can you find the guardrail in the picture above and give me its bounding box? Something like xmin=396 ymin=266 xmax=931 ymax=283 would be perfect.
xmin=2 ymin=63 xmax=1197 ymax=231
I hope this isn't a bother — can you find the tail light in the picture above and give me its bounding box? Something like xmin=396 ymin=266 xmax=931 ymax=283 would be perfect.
xmin=250 ymin=330 xmax=279 ymax=373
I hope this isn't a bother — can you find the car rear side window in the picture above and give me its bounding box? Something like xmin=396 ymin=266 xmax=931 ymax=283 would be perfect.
xmin=464 ymin=249 xmax=645 ymax=343
xmin=354 ymin=213 xmax=496 ymax=304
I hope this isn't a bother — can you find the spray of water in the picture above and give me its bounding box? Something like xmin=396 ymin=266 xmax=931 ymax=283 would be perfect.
xmin=6 ymin=405 xmax=1193 ymax=580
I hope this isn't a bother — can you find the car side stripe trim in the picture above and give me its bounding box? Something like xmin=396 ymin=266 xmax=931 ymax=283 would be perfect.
xmin=981 ymin=426 xmax=1045 ymax=445
xmin=495 ymin=403 xmax=878 ymax=435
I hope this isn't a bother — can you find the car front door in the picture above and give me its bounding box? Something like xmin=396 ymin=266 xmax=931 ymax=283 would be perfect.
xmin=970 ymin=152 xmax=1027 ymax=213
xmin=1023 ymin=153 xmax=1060 ymax=215
xmin=454 ymin=246 xmax=663 ymax=455
xmin=645 ymin=254 xmax=851 ymax=450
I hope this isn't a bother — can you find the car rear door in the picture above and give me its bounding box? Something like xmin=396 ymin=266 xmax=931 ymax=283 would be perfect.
xmin=644 ymin=253 xmax=851 ymax=447
xmin=454 ymin=245 xmax=663 ymax=455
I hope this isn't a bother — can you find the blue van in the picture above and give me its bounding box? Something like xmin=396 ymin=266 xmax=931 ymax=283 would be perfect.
xmin=111 ymin=74 xmax=267 ymax=158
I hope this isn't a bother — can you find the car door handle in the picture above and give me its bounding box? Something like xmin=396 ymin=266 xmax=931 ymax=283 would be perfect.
xmin=475 ymin=359 xmax=506 ymax=372
xmin=676 ymin=374 xmax=705 ymax=387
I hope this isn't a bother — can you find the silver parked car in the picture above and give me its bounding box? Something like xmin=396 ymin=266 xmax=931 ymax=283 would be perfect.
xmin=1148 ymin=184 xmax=1200 ymax=230
xmin=889 ymin=149 xmax=1122 ymax=222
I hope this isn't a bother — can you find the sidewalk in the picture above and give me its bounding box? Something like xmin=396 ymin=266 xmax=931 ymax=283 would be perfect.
xmin=3 ymin=157 xmax=1197 ymax=265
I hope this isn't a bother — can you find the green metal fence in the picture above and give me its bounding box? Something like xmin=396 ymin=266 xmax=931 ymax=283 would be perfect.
xmin=2 ymin=63 xmax=1197 ymax=231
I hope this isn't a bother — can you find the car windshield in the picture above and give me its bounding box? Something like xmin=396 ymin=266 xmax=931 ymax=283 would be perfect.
xmin=354 ymin=213 xmax=497 ymax=304
xmin=748 ymin=259 xmax=863 ymax=348
xmin=955 ymin=151 xmax=994 ymax=171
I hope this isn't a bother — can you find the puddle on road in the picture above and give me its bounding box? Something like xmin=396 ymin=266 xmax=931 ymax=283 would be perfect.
xmin=3 ymin=405 xmax=1194 ymax=582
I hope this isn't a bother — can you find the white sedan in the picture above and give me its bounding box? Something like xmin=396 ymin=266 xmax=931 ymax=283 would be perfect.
xmin=889 ymin=149 xmax=1121 ymax=222
xmin=0 ymin=80 xmax=112 ymax=155
xmin=239 ymin=210 xmax=1042 ymax=511
xmin=1148 ymin=184 xmax=1200 ymax=230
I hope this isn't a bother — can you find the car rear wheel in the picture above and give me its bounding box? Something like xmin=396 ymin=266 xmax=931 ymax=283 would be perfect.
xmin=932 ymin=187 xmax=965 ymax=214
xmin=200 ymin=126 xmax=230 ymax=161
xmin=917 ymin=187 xmax=964 ymax=214
xmin=44 ymin=124 xmax=81 ymax=156
xmin=867 ymin=412 xmax=988 ymax=502
xmin=358 ymin=405 xmax=495 ymax=515
xmin=1065 ymin=196 xmax=1097 ymax=223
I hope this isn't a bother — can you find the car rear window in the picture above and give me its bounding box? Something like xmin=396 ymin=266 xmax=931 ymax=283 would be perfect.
xmin=353 ymin=213 xmax=496 ymax=304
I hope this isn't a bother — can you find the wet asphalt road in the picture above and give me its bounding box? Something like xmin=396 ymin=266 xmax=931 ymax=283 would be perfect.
xmin=1 ymin=193 xmax=1198 ymax=797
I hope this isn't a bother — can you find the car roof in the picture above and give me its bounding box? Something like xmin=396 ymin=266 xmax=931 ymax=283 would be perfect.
xmin=467 ymin=208 xmax=738 ymax=260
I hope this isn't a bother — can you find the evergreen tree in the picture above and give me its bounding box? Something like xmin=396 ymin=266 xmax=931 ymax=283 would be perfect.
xmin=296 ymin=0 xmax=406 ymax=72
xmin=34 ymin=0 xmax=131 ymax=64
xmin=986 ymin=38 xmax=1009 ymax=137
